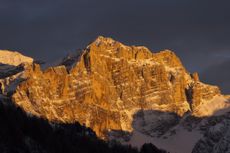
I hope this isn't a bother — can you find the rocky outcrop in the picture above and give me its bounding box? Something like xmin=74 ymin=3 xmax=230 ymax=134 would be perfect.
xmin=0 ymin=51 xmax=33 ymax=96
xmin=11 ymin=36 xmax=226 ymax=138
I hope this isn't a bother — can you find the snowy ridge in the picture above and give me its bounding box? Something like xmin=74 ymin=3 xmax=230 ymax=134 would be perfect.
xmin=0 ymin=50 xmax=33 ymax=95
xmin=0 ymin=50 xmax=33 ymax=66
xmin=193 ymin=96 xmax=230 ymax=117
xmin=110 ymin=95 xmax=230 ymax=153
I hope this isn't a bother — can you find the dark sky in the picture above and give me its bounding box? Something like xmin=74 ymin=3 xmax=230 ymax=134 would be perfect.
xmin=0 ymin=0 xmax=230 ymax=93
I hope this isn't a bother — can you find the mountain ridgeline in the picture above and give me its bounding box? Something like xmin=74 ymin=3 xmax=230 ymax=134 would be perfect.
xmin=0 ymin=36 xmax=230 ymax=153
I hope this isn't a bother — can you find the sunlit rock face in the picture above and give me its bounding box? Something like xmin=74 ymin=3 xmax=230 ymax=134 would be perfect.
xmin=0 ymin=50 xmax=33 ymax=95
xmin=11 ymin=36 xmax=224 ymax=138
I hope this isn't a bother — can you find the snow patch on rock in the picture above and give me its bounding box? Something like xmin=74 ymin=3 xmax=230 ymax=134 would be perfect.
xmin=193 ymin=96 xmax=230 ymax=117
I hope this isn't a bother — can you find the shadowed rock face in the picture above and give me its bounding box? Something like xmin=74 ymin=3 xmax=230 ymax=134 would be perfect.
xmin=11 ymin=36 xmax=223 ymax=138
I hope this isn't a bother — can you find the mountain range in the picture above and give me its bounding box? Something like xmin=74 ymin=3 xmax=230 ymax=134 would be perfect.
xmin=0 ymin=36 xmax=230 ymax=153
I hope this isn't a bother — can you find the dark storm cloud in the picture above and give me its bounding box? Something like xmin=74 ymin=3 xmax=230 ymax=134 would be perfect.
xmin=0 ymin=0 xmax=230 ymax=92
xmin=201 ymin=59 xmax=230 ymax=94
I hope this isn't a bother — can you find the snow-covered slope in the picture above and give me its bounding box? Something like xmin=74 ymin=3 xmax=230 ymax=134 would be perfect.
xmin=0 ymin=50 xmax=34 ymax=95
xmin=193 ymin=96 xmax=230 ymax=117
xmin=0 ymin=50 xmax=33 ymax=66
xmin=111 ymin=95 xmax=230 ymax=153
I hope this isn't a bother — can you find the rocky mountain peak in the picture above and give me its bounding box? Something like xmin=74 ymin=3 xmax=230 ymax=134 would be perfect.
xmin=5 ymin=37 xmax=228 ymax=141
xmin=92 ymin=36 xmax=118 ymax=46
xmin=1 ymin=37 xmax=230 ymax=153
xmin=87 ymin=36 xmax=152 ymax=60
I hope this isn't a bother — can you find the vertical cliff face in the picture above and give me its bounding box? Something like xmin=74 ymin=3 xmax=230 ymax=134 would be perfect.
xmin=11 ymin=36 xmax=225 ymax=138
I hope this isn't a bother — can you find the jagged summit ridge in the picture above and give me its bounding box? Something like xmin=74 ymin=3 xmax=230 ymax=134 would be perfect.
xmin=86 ymin=36 xmax=153 ymax=61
